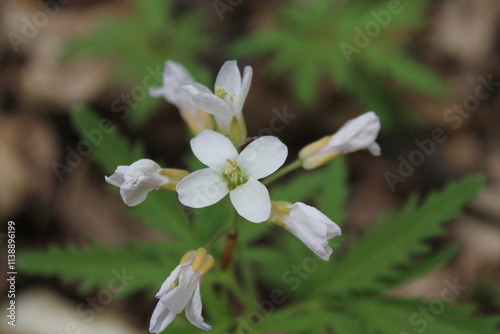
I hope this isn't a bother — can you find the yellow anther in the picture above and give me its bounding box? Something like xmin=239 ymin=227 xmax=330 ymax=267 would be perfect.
xmin=170 ymin=280 xmax=179 ymax=288
xmin=201 ymin=255 xmax=215 ymax=275
xmin=226 ymin=159 xmax=237 ymax=167
xmin=191 ymin=248 xmax=207 ymax=272
xmin=180 ymin=250 xmax=196 ymax=265
xmin=215 ymin=87 xmax=228 ymax=99
xmin=230 ymin=94 xmax=236 ymax=102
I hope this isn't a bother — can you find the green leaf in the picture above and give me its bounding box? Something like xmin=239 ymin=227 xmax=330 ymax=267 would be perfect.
xmin=63 ymin=1 xmax=212 ymax=125
xmin=271 ymin=159 xmax=348 ymax=207
xmin=327 ymin=175 xmax=485 ymax=294
xmin=316 ymin=157 xmax=348 ymax=227
xmin=127 ymin=190 xmax=195 ymax=243
xmin=70 ymin=106 xmax=191 ymax=238
xmin=348 ymin=298 xmax=500 ymax=334
xmin=386 ymin=244 xmax=460 ymax=289
xmin=70 ymin=105 xmax=145 ymax=175
xmin=329 ymin=312 xmax=366 ymax=334
xmin=258 ymin=308 xmax=332 ymax=333
xmin=18 ymin=242 xmax=171 ymax=299
xmin=230 ymin=0 xmax=445 ymax=132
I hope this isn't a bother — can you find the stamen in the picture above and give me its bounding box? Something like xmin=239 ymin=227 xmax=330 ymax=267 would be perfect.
xmin=215 ymin=87 xmax=228 ymax=99
xmin=201 ymin=255 xmax=215 ymax=274
xmin=222 ymin=159 xmax=248 ymax=190
xmin=180 ymin=250 xmax=195 ymax=265
xmin=226 ymin=159 xmax=237 ymax=167
xmin=191 ymin=248 xmax=207 ymax=272
xmin=169 ymin=280 xmax=179 ymax=288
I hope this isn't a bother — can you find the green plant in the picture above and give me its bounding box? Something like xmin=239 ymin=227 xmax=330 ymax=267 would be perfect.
xmin=18 ymin=107 xmax=499 ymax=333
xmin=63 ymin=1 xmax=212 ymax=125
xmin=230 ymin=0 xmax=448 ymax=130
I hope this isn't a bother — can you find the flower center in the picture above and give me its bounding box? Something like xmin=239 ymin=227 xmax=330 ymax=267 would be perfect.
xmin=215 ymin=87 xmax=228 ymax=99
xmin=215 ymin=87 xmax=237 ymax=102
xmin=222 ymin=159 xmax=248 ymax=190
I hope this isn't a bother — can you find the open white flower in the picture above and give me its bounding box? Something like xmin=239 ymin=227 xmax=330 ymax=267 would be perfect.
xmin=270 ymin=201 xmax=341 ymax=261
xmin=183 ymin=60 xmax=252 ymax=143
xmin=299 ymin=112 xmax=381 ymax=170
xmin=176 ymin=130 xmax=287 ymax=223
xmin=105 ymin=159 xmax=187 ymax=206
xmin=149 ymin=60 xmax=212 ymax=134
xmin=150 ymin=248 xmax=214 ymax=333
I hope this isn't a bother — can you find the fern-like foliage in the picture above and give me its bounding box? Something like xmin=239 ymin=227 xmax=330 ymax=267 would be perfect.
xmin=17 ymin=242 xmax=171 ymax=299
xmin=64 ymin=1 xmax=212 ymax=124
xmin=70 ymin=106 xmax=195 ymax=241
xmin=70 ymin=106 xmax=145 ymax=175
xmin=230 ymin=0 xmax=448 ymax=130
xmin=348 ymin=298 xmax=500 ymax=334
xmin=19 ymin=108 xmax=498 ymax=332
xmin=326 ymin=175 xmax=485 ymax=294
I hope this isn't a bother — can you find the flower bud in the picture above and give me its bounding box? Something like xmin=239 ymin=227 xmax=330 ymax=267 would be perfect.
xmin=299 ymin=112 xmax=381 ymax=170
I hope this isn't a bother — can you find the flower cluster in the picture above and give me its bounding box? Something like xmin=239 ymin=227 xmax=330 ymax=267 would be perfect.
xmin=105 ymin=60 xmax=381 ymax=332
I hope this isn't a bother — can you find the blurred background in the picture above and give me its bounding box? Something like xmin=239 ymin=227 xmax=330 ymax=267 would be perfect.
xmin=0 ymin=0 xmax=499 ymax=333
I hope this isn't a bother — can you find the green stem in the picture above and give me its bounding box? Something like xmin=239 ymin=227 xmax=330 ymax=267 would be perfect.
xmin=205 ymin=208 xmax=240 ymax=251
xmin=204 ymin=224 xmax=232 ymax=251
xmin=237 ymin=234 xmax=258 ymax=307
xmin=230 ymin=208 xmax=239 ymax=230
xmin=262 ymin=159 xmax=303 ymax=186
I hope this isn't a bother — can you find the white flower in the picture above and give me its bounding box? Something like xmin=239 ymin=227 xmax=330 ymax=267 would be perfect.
xmin=183 ymin=60 xmax=252 ymax=142
xmin=149 ymin=60 xmax=212 ymax=134
xmin=299 ymin=112 xmax=381 ymax=170
xmin=149 ymin=248 xmax=214 ymax=333
xmin=176 ymin=130 xmax=287 ymax=223
xmin=270 ymin=201 xmax=341 ymax=261
xmin=105 ymin=159 xmax=187 ymax=206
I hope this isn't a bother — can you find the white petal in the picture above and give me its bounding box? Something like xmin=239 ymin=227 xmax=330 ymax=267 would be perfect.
xmin=106 ymin=160 xmax=168 ymax=206
xmin=326 ymin=112 xmax=380 ymax=154
xmin=284 ymin=203 xmax=341 ymax=261
xmin=367 ymin=142 xmax=381 ymax=156
xmin=120 ymin=185 xmax=151 ymax=207
xmin=163 ymin=61 xmax=193 ymax=104
xmin=149 ymin=87 xmax=164 ymax=98
xmin=165 ymin=61 xmax=194 ymax=85
xmin=176 ymin=168 xmax=229 ymax=208
xmin=235 ymin=66 xmax=253 ymax=116
xmin=149 ymin=301 xmax=177 ymax=333
xmin=296 ymin=203 xmax=341 ymax=238
xmin=155 ymin=264 xmax=187 ymax=298
xmin=104 ymin=165 xmax=128 ymax=187
xmin=185 ymin=283 xmax=211 ymax=330
xmin=150 ymin=61 xmax=194 ymax=106
xmin=215 ymin=60 xmax=241 ymax=98
xmin=123 ymin=160 xmax=169 ymax=193
xmin=127 ymin=159 xmax=165 ymax=181
xmin=184 ymin=85 xmax=233 ymax=133
xmin=189 ymin=82 xmax=213 ymax=94
xmin=229 ymin=179 xmax=271 ymax=223
xmin=191 ymin=130 xmax=238 ymax=171
xmin=160 ymin=267 xmax=201 ymax=313
xmin=237 ymin=136 xmax=288 ymax=179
